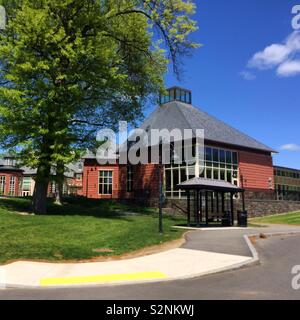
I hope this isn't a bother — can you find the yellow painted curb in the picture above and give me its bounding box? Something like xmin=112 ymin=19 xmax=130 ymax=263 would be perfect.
xmin=40 ymin=271 xmax=167 ymax=286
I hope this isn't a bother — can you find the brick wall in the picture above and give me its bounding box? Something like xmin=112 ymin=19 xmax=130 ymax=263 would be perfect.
xmin=238 ymin=150 xmax=274 ymax=191
xmin=134 ymin=163 xmax=160 ymax=198
xmin=83 ymin=160 xmax=121 ymax=199
xmin=82 ymin=160 xmax=161 ymax=200
xmin=0 ymin=171 xmax=23 ymax=196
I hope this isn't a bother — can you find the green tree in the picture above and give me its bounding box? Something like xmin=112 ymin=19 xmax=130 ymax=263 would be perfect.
xmin=0 ymin=0 xmax=198 ymax=214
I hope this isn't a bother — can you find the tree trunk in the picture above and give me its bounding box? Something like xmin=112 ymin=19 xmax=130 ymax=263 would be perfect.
xmin=54 ymin=162 xmax=65 ymax=206
xmin=32 ymin=163 xmax=51 ymax=215
xmin=32 ymin=181 xmax=49 ymax=214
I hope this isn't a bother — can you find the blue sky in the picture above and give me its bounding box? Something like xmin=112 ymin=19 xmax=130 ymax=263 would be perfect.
xmin=148 ymin=0 xmax=300 ymax=169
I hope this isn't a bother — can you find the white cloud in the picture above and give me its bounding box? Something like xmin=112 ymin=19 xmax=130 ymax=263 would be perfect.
xmin=247 ymin=31 xmax=300 ymax=77
xmin=280 ymin=143 xmax=300 ymax=151
xmin=239 ymin=71 xmax=256 ymax=80
xmin=248 ymin=44 xmax=291 ymax=69
xmin=286 ymin=31 xmax=300 ymax=51
xmin=277 ymin=59 xmax=300 ymax=77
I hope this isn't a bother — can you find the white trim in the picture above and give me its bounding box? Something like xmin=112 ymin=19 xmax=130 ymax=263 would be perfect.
xmin=98 ymin=170 xmax=114 ymax=195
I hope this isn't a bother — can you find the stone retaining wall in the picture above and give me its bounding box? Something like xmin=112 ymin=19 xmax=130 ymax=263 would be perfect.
xmin=236 ymin=199 xmax=300 ymax=218
xmin=163 ymin=198 xmax=300 ymax=218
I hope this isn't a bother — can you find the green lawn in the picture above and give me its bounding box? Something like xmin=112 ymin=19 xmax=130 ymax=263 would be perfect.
xmin=251 ymin=212 xmax=300 ymax=226
xmin=0 ymin=198 xmax=185 ymax=264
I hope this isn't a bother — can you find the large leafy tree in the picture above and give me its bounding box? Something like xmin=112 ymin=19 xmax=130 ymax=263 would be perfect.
xmin=0 ymin=0 xmax=198 ymax=214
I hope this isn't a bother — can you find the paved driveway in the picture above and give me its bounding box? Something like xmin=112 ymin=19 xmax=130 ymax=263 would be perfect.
xmin=182 ymin=229 xmax=253 ymax=256
xmin=1 ymin=227 xmax=300 ymax=299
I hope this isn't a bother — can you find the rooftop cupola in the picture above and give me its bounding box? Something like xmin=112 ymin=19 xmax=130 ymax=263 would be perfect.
xmin=3 ymin=155 xmax=15 ymax=167
xmin=159 ymin=86 xmax=192 ymax=105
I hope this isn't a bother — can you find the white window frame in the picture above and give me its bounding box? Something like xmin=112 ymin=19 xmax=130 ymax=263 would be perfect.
xmin=164 ymin=145 xmax=239 ymax=199
xmin=99 ymin=170 xmax=113 ymax=195
xmin=9 ymin=176 xmax=16 ymax=195
xmin=0 ymin=176 xmax=6 ymax=194
xmin=22 ymin=177 xmax=31 ymax=192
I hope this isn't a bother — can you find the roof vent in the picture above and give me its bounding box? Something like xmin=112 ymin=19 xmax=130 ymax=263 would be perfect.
xmin=159 ymin=86 xmax=192 ymax=105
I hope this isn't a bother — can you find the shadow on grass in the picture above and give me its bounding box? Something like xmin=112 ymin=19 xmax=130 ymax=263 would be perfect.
xmin=0 ymin=196 xmax=157 ymax=220
xmin=0 ymin=197 xmax=33 ymax=213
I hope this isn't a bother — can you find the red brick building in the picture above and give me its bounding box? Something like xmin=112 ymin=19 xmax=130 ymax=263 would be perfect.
xmin=0 ymin=155 xmax=84 ymax=198
xmin=82 ymin=87 xmax=276 ymax=201
xmin=0 ymin=155 xmax=23 ymax=196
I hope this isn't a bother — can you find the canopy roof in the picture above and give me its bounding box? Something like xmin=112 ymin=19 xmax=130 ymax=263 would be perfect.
xmin=177 ymin=177 xmax=244 ymax=192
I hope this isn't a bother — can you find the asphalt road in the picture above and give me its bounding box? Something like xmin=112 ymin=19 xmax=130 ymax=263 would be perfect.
xmin=1 ymin=234 xmax=300 ymax=300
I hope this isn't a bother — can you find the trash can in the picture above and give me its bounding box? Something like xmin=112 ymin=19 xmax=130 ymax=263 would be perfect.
xmin=222 ymin=211 xmax=232 ymax=227
xmin=237 ymin=210 xmax=248 ymax=227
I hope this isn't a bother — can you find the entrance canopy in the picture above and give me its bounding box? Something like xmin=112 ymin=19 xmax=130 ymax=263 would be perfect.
xmin=177 ymin=177 xmax=245 ymax=227
xmin=178 ymin=177 xmax=244 ymax=193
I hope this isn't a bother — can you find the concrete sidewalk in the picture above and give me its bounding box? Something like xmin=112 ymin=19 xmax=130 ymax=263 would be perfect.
xmin=1 ymin=224 xmax=300 ymax=288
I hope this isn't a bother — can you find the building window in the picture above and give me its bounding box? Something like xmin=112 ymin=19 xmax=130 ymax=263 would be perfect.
xmin=164 ymin=145 xmax=239 ymax=199
xmin=0 ymin=176 xmax=6 ymax=195
xmin=49 ymin=181 xmax=56 ymax=194
xmin=22 ymin=177 xmax=31 ymax=197
xmin=9 ymin=176 xmax=16 ymax=196
xmin=159 ymin=87 xmax=192 ymax=105
xmin=22 ymin=177 xmax=31 ymax=192
xmin=99 ymin=170 xmax=113 ymax=195
xmin=126 ymin=166 xmax=133 ymax=192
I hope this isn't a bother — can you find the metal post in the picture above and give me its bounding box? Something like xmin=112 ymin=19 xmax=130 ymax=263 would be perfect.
xmin=187 ymin=190 xmax=191 ymax=227
xmin=158 ymin=159 xmax=163 ymax=234
xmin=221 ymin=192 xmax=225 ymax=213
xmin=196 ymin=190 xmax=200 ymax=227
xmin=230 ymin=192 xmax=234 ymax=226
xmin=199 ymin=191 xmax=203 ymax=223
xmin=242 ymin=190 xmax=246 ymax=212
xmin=205 ymin=191 xmax=209 ymax=226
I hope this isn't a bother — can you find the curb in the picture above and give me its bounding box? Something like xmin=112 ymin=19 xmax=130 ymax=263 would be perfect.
xmin=2 ymin=230 xmax=300 ymax=289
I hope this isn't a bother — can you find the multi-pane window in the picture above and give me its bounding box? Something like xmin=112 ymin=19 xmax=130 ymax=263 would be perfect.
xmin=164 ymin=146 xmax=239 ymax=198
xmin=22 ymin=177 xmax=31 ymax=197
xmin=22 ymin=177 xmax=31 ymax=192
xmin=0 ymin=176 xmax=6 ymax=195
xmin=99 ymin=170 xmax=113 ymax=195
xmin=276 ymin=184 xmax=300 ymax=192
xmin=204 ymin=147 xmax=238 ymax=183
xmin=159 ymin=87 xmax=192 ymax=105
xmin=9 ymin=176 xmax=16 ymax=196
xmin=50 ymin=181 xmax=56 ymax=194
xmin=126 ymin=166 xmax=133 ymax=192
xmin=274 ymin=169 xmax=300 ymax=180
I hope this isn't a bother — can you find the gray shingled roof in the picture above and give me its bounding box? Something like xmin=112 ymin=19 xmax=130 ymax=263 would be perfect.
xmin=139 ymin=101 xmax=275 ymax=153
xmin=177 ymin=177 xmax=244 ymax=192
xmin=21 ymin=162 xmax=83 ymax=177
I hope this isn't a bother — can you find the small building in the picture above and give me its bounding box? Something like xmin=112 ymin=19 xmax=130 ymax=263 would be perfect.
xmin=20 ymin=163 xmax=84 ymax=197
xmin=274 ymin=166 xmax=300 ymax=201
xmin=83 ymin=87 xmax=276 ymax=202
xmin=0 ymin=154 xmax=23 ymax=196
xmin=0 ymin=154 xmax=84 ymax=198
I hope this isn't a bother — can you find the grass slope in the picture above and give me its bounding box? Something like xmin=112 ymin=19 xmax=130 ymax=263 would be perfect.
xmin=0 ymin=198 xmax=185 ymax=264
xmin=251 ymin=212 xmax=300 ymax=226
